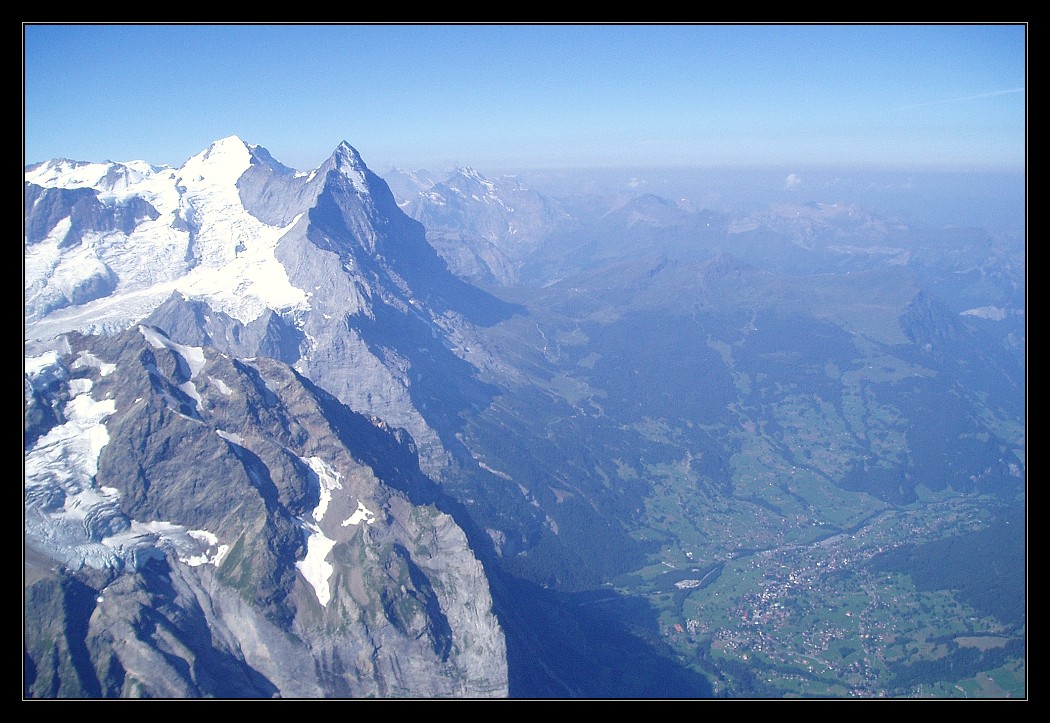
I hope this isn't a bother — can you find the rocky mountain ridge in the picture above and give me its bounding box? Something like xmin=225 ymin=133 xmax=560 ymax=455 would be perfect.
xmin=25 ymin=139 xmax=1025 ymax=699
xmin=390 ymin=166 xmax=574 ymax=285
xmin=24 ymin=324 xmax=507 ymax=698
xmin=25 ymin=136 xmax=522 ymax=476
xmin=24 ymin=138 xmax=514 ymax=698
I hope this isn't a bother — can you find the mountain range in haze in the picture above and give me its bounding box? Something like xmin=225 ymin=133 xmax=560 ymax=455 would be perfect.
xmin=24 ymin=137 xmax=1025 ymax=699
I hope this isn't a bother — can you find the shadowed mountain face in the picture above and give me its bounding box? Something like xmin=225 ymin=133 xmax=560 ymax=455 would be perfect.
xmin=26 ymin=143 xmax=1024 ymax=699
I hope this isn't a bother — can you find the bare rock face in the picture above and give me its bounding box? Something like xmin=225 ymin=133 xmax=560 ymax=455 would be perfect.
xmin=25 ymin=138 xmax=520 ymax=480
xmin=23 ymin=326 xmax=507 ymax=698
xmin=395 ymin=167 xmax=574 ymax=286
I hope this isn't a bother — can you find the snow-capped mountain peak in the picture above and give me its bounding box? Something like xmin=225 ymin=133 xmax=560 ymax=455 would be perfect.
xmin=25 ymin=157 xmax=174 ymax=204
xmin=26 ymin=136 xmax=517 ymax=474
xmin=328 ymin=140 xmax=371 ymax=194
xmin=457 ymin=166 xmax=484 ymax=182
xmin=24 ymin=137 xmax=315 ymax=340
xmin=190 ymin=134 xmax=252 ymax=164
xmin=177 ymin=136 xmax=265 ymax=196
xmin=23 ymin=134 xmax=516 ymax=693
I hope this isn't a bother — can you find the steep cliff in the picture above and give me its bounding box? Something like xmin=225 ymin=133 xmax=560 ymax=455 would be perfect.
xmin=24 ymin=326 xmax=507 ymax=698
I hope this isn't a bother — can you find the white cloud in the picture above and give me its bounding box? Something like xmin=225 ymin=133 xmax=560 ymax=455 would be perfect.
xmin=785 ymin=173 xmax=803 ymax=190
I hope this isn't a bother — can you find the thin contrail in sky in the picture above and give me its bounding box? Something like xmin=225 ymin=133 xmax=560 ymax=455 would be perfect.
xmin=895 ymin=87 xmax=1025 ymax=111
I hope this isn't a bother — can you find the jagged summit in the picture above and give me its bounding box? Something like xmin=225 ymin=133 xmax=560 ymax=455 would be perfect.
xmin=245 ymin=143 xmax=297 ymax=176
xmin=456 ymin=166 xmax=485 ymax=182
xmin=24 ymin=139 xmax=514 ymax=697
xmin=394 ymin=164 xmax=574 ymax=286
xmin=24 ymin=137 xmax=402 ymax=340
xmin=197 ymin=134 xmax=251 ymax=156
xmin=25 ymin=156 xmax=169 ymax=199
xmin=334 ymin=139 xmax=364 ymax=164
xmin=25 ymin=136 xmax=517 ymax=473
xmin=314 ymin=140 xmax=378 ymax=196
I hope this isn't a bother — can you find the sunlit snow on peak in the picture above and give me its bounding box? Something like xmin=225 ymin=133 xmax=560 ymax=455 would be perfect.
xmin=24 ymin=136 xmax=312 ymax=339
xmin=171 ymin=140 xmax=310 ymax=323
xmin=334 ymin=142 xmax=370 ymax=195
xmin=180 ymin=135 xmax=251 ymax=186
xmin=25 ymin=158 xmax=179 ymax=210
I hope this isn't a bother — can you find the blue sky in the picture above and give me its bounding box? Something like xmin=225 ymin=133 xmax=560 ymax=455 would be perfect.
xmin=23 ymin=23 xmax=1026 ymax=174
